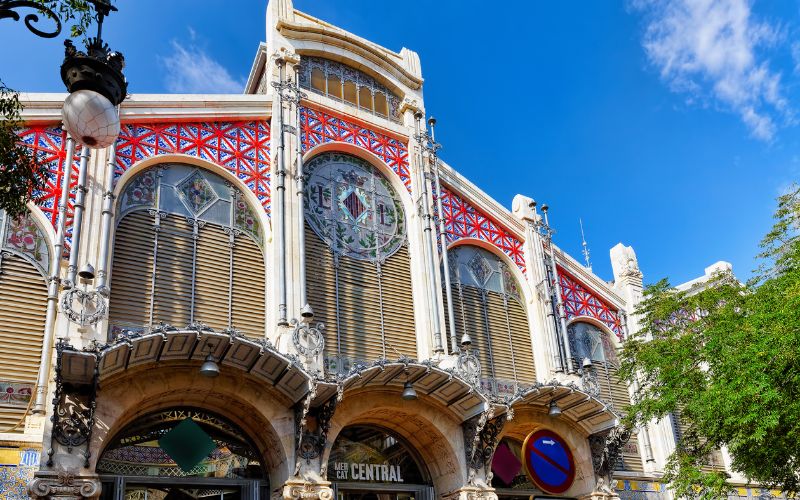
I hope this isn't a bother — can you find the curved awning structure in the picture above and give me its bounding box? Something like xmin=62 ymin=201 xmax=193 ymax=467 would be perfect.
xmin=315 ymin=359 xmax=488 ymax=422
xmin=505 ymin=382 xmax=619 ymax=434
xmin=61 ymin=328 xmax=315 ymax=404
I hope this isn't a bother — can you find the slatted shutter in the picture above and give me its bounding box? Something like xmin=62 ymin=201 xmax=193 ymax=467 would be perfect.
xmin=485 ymin=291 xmax=516 ymax=382
xmin=307 ymin=224 xmax=338 ymax=360
xmin=307 ymin=225 xmax=416 ymax=366
xmin=0 ymin=255 xmax=47 ymax=431
xmin=193 ymin=224 xmax=231 ymax=330
xmin=378 ymin=245 xmax=416 ymax=357
xmin=231 ymin=234 xmax=266 ymax=337
xmin=444 ymin=285 xmax=536 ymax=387
xmin=108 ymin=212 xmax=154 ymax=329
xmin=152 ymin=216 xmax=193 ymax=327
xmin=449 ymin=285 xmax=493 ymax=378
xmin=110 ymin=216 xmax=266 ymax=338
xmin=508 ymin=297 xmax=536 ymax=384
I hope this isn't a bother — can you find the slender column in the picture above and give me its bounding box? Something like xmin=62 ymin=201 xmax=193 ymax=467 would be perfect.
xmin=34 ymin=136 xmax=76 ymax=412
xmin=542 ymin=207 xmax=575 ymax=374
xmin=63 ymin=146 xmax=90 ymax=288
xmin=429 ymin=119 xmax=458 ymax=353
xmin=414 ymin=113 xmax=443 ymax=354
xmin=95 ymin=142 xmax=117 ymax=296
xmin=273 ymin=59 xmax=289 ymax=325
xmin=293 ymin=64 xmax=310 ymax=316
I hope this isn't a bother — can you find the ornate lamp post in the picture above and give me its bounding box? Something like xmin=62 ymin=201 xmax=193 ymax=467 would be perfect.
xmin=60 ymin=0 xmax=127 ymax=148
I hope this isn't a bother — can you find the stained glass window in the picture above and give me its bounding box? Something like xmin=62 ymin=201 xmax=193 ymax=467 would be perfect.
xmin=567 ymin=321 xmax=618 ymax=365
xmin=304 ymin=152 xmax=405 ymax=261
xmin=119 ymin=165 xmax=262 ymax=247
xmin=448 ymin=245 xmax=520 ymax=300
xmin=0 ymin=209 xmax=50 ymax=277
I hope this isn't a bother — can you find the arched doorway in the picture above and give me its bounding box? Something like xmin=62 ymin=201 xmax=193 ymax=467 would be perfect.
xmin=96 ymin=407 xmax=267 ymax=499
xmin=328 ymin=425 xmax=433 ymax=500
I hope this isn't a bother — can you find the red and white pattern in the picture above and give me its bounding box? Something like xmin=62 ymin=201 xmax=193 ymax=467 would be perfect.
xmin=115 ymin=121 xmax=271 ymax=211
xmin=17 ymin=127 xmax=80 ymax=229
xmin=299 ymin=106 xmax=411 ymax=192
xmin=558 ymin=267 xmax=622 ymax=339
xmin=437 ymin=185 xmax=526 ymax=271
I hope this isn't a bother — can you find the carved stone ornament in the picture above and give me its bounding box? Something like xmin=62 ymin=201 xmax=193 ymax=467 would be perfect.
xmin=28 ymin=471 xmax=102 ymax=499
xmin=457 ymin=350 xmax=481 ymax=386
xmin=283 ymin=479 xmax=333 ymax=500
xmin=441 ymin=485 xmax=499 ymax=500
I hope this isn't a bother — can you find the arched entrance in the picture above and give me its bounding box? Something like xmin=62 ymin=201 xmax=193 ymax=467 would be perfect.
xmin=328 ymin=425 xmax=433 ymax=500
xmin=96 ymin=407 xmax=267 ymax=499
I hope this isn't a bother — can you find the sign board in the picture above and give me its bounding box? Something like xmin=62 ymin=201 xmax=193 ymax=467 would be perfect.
xmin=522 ymin=429 xmax=575 ymax=494
xmin=332 ymin=462 xmax=404 ymax=482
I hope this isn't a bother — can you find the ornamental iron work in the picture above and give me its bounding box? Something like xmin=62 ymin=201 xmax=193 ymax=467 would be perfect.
xmin=49 ymin=339 xmax=98 ymax=468
xmin=60 ymin=287 xmax=106 ymax=326
xmin=588 ymin=425 xmax=633 ymax=483
xmin=0 ymin=1 xmax=61 ymax=38
xmin=291 ymin=318 xmax=326 ymax=358
xmin=463 ymin=409 xmax=507 ymax=479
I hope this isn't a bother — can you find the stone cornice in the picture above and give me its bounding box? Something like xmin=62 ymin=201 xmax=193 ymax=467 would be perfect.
xmin=277 ymin=18 xmax=423 ymax=90
xmin=19 ymin=93 xmax=272 ymax=125
xmin=245 ymin=42 xmax=269 ymax=94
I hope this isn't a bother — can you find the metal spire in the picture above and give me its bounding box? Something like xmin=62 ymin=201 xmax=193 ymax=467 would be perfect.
xmin=579 ymin=218 xmax=592 ymax=271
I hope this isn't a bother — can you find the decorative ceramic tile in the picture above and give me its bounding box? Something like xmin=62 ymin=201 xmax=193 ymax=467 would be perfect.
xmin=299 ymin=107 xmax=411 ymax=193
xmin=436 ymin=185 xmax=525 ymax=271
xmin=558 ymin=267 xmax=622 ymax=339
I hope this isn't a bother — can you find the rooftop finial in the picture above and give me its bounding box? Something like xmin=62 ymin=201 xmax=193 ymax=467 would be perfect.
xmin=580 ymin=218 xmax=592 ymax=271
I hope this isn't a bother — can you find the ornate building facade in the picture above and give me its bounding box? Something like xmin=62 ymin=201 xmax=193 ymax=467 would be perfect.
xmin=0 ymin=1 xmax=775 ymax=499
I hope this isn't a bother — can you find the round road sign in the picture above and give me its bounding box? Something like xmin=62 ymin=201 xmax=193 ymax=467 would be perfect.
xmin=522 ymin=429 xmax=575 ymax=494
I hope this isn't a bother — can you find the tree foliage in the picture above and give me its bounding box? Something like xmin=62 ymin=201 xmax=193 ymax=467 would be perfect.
xmin=620 ymin=186 xmax=800 ymax=499
xmin=0 ymin=1 xmax=96 ymax=217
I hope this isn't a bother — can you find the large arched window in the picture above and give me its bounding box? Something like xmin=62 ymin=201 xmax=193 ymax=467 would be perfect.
xmin=97 ymin=407 xmax=266 ymax=497
xmin=108 ymin=164 xmax=266 ymax=339
xmin=567 ymin=321 xmax=643 ymax=472
xmin=0 ymin=210 xmax=48 ymax=432
xmin=298 ymin=56 xmax=402 ymax=122
xmin=304 ymin=152 xmax=415 ymax=373
xmin=443 ymin=245 xmax=535 ymax=397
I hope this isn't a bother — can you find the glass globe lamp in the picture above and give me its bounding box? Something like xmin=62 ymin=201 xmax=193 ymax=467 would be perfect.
xmin=61 ymin=89 xmax=120 ymax=149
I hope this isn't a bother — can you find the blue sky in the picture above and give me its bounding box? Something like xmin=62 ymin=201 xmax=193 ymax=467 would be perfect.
xmin=2 ymin=0 xmax=799 ymax=285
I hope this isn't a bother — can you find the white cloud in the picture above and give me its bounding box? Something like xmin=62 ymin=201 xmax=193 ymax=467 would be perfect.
xmin=633 ymin=0 xmax=791 ymax=141
xmin=160 ymin=35 xmax=243 ymax=94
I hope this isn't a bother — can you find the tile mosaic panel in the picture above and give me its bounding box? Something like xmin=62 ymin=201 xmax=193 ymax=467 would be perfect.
xmin=436 ymin=185 xmax=525 ymax=271
xmin=558 ymin=266 xmax=622 ymax=340
xmin=299 ymin=106 xmax=411 ymax=193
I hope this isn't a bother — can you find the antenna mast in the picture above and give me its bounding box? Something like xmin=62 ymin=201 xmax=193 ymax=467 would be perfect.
xmin=580 ymin=218 xmax=592 ymax=271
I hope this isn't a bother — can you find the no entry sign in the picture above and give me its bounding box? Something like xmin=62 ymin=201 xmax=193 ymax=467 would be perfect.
xmin=522 ymin=429 xmax=575 ymax=494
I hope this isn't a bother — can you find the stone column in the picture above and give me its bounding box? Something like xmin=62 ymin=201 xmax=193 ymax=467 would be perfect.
xmin=280 ymin=477 xmax=333 ymax=500
xmin=442 ymin=485 xmax=498 ymax=500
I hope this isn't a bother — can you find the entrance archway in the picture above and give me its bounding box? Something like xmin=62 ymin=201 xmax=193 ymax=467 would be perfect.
xmin=97 ymin=407 xmax=267 ymax=499
xmin=327 ymin=425 xmax=434 ymax=500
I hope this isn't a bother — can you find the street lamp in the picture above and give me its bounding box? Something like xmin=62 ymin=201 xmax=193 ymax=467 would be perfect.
xmin=60 ymin=0 xmax=127 ymax=148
